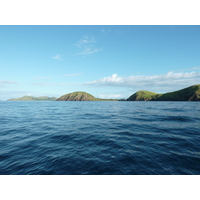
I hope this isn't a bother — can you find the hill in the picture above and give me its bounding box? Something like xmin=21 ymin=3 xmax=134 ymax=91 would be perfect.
xmin=7 ymin=96 xmax=57 ymax=101
xmin=127 ymin=84 xmax=200 ymax=101
xmin=56 ymin=91 xmax=118 ymax=101
xmin=126 ymin=90 xmax=159 ymax=101
xmin=56 ymin=92 xmax=98 ymax=101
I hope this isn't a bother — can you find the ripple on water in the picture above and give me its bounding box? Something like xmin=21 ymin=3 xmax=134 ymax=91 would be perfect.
xmin=0 ymin=101 xmax=200 ymax=175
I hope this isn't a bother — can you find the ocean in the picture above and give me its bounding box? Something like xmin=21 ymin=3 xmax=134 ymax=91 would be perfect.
xmin=0 ymin=101 xmax=200 ymax=175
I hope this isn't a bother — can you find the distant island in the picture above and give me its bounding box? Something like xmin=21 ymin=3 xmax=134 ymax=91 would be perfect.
xmin=56 ymin=92 xmax=118 ymax=101
xmin=127 ymin=84 xmax=200 ymax=101
xmin=7 ymin=96 xmax=57 ymax=101
xmin=5 ymin=84 xmax=200 ymax=101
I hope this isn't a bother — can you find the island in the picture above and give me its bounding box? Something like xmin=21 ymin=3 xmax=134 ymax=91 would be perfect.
xmin=56 ymin=92 xmax=118 ymax=101
xmin=7 ymin=96 xmax=57 ymax=101
xmin=127 ymin=84 xmax=200 ymax=101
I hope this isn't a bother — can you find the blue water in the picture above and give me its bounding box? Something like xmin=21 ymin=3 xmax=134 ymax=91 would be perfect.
xmin=0 ymin=101 xmax=200 ymax=175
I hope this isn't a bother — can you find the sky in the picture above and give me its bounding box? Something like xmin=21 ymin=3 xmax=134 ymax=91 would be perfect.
xmin=0 ymin=25 xmax=200 ymax=100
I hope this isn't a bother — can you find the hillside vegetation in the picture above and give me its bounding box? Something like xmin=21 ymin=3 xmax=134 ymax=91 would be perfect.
xmin=5 ymin=84 xmax=200 ymax=102
xmin=127 ymin=90 xmax=159 ymax=101
xmin=56 ymin=91 xmax=119 ymax=101
xmin=7 ymin=96 xmax=57 ymax=101
xmin=127 ymin=84 xmax=200 ymax=101
xmin=56 ymin=92 xmax=98 ymax=101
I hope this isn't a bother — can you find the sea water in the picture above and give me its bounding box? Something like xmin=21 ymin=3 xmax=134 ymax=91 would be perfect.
xmin=0 ymin=101 xmax=200 ymax=175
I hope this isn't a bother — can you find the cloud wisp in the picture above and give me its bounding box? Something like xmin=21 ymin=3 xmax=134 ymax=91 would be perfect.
xmin=31 ymin=82 xmax=79 ymax=87
xmin=100 ymin=29 xmax=112 ymax=34
xmin=75 ymin=36 xmax=102 ymax=56
xmin=34 ymin=76 xmax=52 ymax=80
xmin=32 ymin=82 xmax=56 ymax=86
xmin=83 ymin=71 xmax=200 ymax=92
xmin=0 ymin=80 xmax=19 ymax=88
xmin=98 ymin=94 xmax=122 ymax=99
xmin=172 ymin=66 xmax=200 ymax=72
xmin=52 ymin=54 xmax=62 ymax=60
xmin=64 ymin=73 xmax=82 ymax=77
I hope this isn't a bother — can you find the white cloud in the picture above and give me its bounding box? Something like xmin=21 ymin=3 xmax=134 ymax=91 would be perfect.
xmin=64 ymin=73 xmax=82 ymax=77
xmin=52 ymin=54 xmax=62 ymax=60
xmin=34 ymin=76 xmax=51 ymax=80
xmin=32 ymin=82 xmax=55 ymax=86
xmin=78 ymin=47 xmax=101 ymax=55
xmin=83 ymin=71 xmax=200 ymax=92
xmin=62 ymin=82 xmax=79 ymax=85
xmin=99 ymin=94 xmax=122 ymax=99
xmin=75 ymin=36 xmax=95 ymax=47
xmin=0 ymin=80 xmax=19 ymax=88
xmin=175 ymin=66 xmax=200 ymax=72
xmin=75 ymin=35 xmax=101 ymax=56
xmin=95 ymin=74 xmax=123 ymax=83
xmin=100 ymin=29 xmax=111 ymax=34
xmin=31 ymin=82 xmax=78 ymax=87
xmin=193 ymin=67 xmax=200 ymax=70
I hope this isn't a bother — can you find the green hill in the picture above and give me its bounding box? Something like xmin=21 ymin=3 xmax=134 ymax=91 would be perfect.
xmin=127 ymin=84 xmax=200 ymax=101
xmin=56 ymin=92 xmax=98 ymax=101
xmin=56 ymin=91 xmax=118 ymax=101
xmin=7 ymin=96 xmax=57 ymax=101
xmin=127 ymin=90 xmax=159 ymax=101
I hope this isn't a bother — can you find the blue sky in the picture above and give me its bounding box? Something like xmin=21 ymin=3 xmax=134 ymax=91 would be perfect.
xmin=0 ymin=25 xmax=200 ymax=100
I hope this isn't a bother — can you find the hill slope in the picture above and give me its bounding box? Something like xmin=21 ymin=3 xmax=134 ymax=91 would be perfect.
xmin=56 ymin=91 xmax=119 ymax=101
xmin=127 ymin=84 xmax=200 ymax=101
xmin=7 ymin=96 xmax=57 ymax=101
xmin=56 ymin=92 xmax=98 ymax=101
xmin=127 ymin=90 xmax=159 ymax=101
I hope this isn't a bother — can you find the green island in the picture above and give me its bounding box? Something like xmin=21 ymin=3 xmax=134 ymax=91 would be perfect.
xmin=5 ymin=84 xmax=200 ymax=101
xmin=7 ymin=96 xmax=57 ymax=101
xmin=56 ymin=91 xmax=118 ymax=101
xmin=127 ymin=84 xmax=200 ymax=101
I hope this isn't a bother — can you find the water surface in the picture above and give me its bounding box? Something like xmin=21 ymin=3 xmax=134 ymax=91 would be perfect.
xmin=0 ymin=101 xmax=200 ymax=175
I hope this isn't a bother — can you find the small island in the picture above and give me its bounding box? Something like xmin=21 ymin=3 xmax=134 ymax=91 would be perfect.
xmin=7 ymin=96 xmax=57 ymax=101
xmin=56 ymin=91 xmax=118 ymax=101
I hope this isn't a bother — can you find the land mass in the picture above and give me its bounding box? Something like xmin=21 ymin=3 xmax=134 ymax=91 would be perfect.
xmin=5 ymin=84 xmax=200 ymax=101
xmin=56 ymin=91 xmax=118 ymax=101
xmin=7 ymin=96 xmax=57 ymax=101
xmin=127 ymin=84 xmax=200 ymax=101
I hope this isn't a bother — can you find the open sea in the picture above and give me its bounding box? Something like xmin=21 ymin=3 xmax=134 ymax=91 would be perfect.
xmin=0 ymin=101 xmax=200 ymax=175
